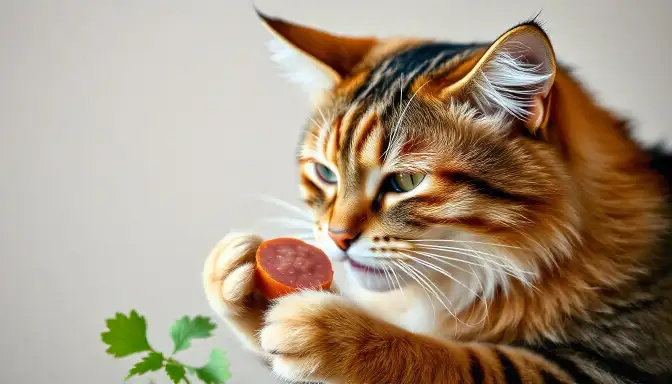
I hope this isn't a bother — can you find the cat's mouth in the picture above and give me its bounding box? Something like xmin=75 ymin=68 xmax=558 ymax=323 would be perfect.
xmin=344 ymin=255 xmax=386 ymax=274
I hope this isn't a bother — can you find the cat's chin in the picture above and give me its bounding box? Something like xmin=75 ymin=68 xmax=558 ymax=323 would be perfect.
xmin=344 ymin=262 xmax=397 ymax=292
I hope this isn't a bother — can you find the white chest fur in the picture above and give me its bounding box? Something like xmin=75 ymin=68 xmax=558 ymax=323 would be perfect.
xmin=345 ymin=283 xmax=443 ymax=337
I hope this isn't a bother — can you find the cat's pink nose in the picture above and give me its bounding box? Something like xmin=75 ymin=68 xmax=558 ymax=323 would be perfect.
xmin=328 ymin=228 xmax=360 ymax=251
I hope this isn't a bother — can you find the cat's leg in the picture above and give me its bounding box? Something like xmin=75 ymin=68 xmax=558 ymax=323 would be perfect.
xmin=259 ymin=290 xmax=574 ymax=384
xmin=202 ymin=232 xmax=268 ymax=355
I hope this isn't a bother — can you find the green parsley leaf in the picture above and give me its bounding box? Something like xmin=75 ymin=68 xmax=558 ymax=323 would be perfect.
xmin=169 ymin=315 xmax=217 ymax=354
xmin=194 ymin=349 xmax=231 ymax=384
xmin=165 ymin=362 xmax=186 ymax=383
xmin=101 ymin=310 xmax=152 ymax=358
xmin=126 ymin=351 xmax=164 ymax=379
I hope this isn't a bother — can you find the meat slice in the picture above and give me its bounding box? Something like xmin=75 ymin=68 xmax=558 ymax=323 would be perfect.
xmin=255 ymin=238 xmax=333 ymax=299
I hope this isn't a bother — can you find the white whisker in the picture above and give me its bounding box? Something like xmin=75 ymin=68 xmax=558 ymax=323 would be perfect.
xmin=461 ymin=242 xmax=490 ymax=298
xmin=410 ymin=248 xmax=529 ymax=286
xmin=400 ymin=259 xmax=474 ymax=326
xmin=409 ymin=256 xmax=485 ymax=303
xmin=260 ymin=217 xmax=314 ymax=229
xmin=382 ymin=78 xmax=432 ymax=163
xmin=255 ymin=193 xmax=313 ymax=220
xmin=317 ymin=108 xmax=330 ymax=132
xmin=393 ymin=260 xmax=436 ymax=318
xmin=309 ymin=116 xmax=327 ymax=129
xmin=398 ymin=258 xmax=454 ymax=307
xmin=380 ymin=262 xmax=395 ymax=292
xmin=464 ymin=264 xmax=487 ymax=329
xmin=410 ymin=246 xmax=515 ymax=274
xmin=413 ymin=244 xmax=535 ymax=276
xmin=389 ymin=264 xmax=406 ymax=299
xmin=407 ymin=238 xmax=522 ymax=250
xmin=405 ymin=249 xmax=473 ymax=276
xmin=411 ymin=249 xmax=539 ymax=292
xmin=407 ymin=255 xmax=489 ymax=325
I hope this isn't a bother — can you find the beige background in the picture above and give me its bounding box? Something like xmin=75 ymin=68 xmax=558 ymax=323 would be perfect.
xmin=1 ymin=0 xmax=671 ymax=383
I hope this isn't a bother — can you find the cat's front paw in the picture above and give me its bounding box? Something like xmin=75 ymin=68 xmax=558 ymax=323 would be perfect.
xmin=260 ymin=291 xmax=372 ymax=383
xmin=203 ymin=232 xmax=264 ymax=317
xmin=202 ymin=232 xmax=269 ymax=353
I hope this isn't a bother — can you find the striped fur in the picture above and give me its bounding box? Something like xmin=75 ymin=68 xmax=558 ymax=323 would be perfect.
xmin=202 ymin=10 xmax=672 ymax=384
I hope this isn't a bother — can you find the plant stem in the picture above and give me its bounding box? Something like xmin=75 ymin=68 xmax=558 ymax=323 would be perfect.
xmin=166 ymin=357 xmax=198 ymax=383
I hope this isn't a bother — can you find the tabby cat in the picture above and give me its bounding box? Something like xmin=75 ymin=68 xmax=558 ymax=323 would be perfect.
xmin=203 ymin=8 xmax=672 ymax=384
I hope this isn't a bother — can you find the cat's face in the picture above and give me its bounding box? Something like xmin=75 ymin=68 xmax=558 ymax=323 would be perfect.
xmin=260 ymin=12 xmax=579 ymax=301
xmin=299 ymin=96 xmax=575 ymax=296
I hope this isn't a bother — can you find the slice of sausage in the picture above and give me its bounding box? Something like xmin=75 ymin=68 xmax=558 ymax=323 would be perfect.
xmin=255 ymin=238 xmax=333 ymax=299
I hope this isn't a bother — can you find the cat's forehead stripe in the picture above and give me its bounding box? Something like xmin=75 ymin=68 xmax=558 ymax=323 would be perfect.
xmin=353 ymin=110 xmax=379 ymax=156
xmin=326 ymin=115 xmax=342 ymax=164
xmin=351 ymin=42 xmax=485 ymax=104
xmin=337 ymin=103 xmax=366 ymax=158
xmin=359 ymin=128 xmax=385 ymax=169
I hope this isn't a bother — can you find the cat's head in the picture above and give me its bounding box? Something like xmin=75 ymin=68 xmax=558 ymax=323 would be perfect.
xmin=258 ymin=11 xmax=579 ymax=303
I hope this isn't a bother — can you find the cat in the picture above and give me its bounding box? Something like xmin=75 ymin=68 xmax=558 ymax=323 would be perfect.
xmin=203 ymin=8 xmax=672 ymax=384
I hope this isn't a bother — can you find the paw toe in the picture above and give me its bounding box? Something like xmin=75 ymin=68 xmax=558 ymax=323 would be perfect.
xmin=271 ymin=355 xmax=322 ymax=382
xmin=265 ymin=290 xmax=339 ymax=324
xmin=260 ymin=321 xmax=314 ymax=355
xmin=217 ymin=233 xmax=262 ymax=272
xmin=222 ymin=263 xmax=255 ymax=303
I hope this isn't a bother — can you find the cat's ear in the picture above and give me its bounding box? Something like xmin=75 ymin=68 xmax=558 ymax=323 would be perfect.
xmin=448 ymin=22 xmax=557 ymax=134
xmin=255 ymin=9 xmax=377 ymax=100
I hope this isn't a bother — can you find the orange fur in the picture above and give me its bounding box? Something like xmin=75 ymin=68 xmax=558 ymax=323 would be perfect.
xmin=449 ymin=68 xmax=667 ymax=343
xmin=259 ymin=290 xmax=575 ymax=383
xmin=203 ymin=11 xmax=672 ymax=384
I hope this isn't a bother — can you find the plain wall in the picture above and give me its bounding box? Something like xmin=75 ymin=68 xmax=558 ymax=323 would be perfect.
xmin=1 ymin=0 xmax=670 ymax=383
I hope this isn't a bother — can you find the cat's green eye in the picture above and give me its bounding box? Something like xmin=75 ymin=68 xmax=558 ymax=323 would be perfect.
xmin=315 ymin=163 xmax=337 ymax=184
xmin=389 ymin=173 xmax=425 ymax=193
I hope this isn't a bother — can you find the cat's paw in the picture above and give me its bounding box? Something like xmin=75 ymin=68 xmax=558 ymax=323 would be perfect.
xmin=260 ymin=290 xmax=372 ymax=383
xmin=203 ymin=232 xmax=264 ymax=317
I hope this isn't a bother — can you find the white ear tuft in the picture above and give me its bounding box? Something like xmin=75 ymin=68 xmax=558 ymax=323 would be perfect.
xmin=267 ymin=37 xmax=337 ymax=96
xmin=464 ymin=27 xmax=556 ymax=123
xmin=473 ymin=47 xmax=553 ymax=119
xmin=256 ymin=11 xmax=376 ymax=102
